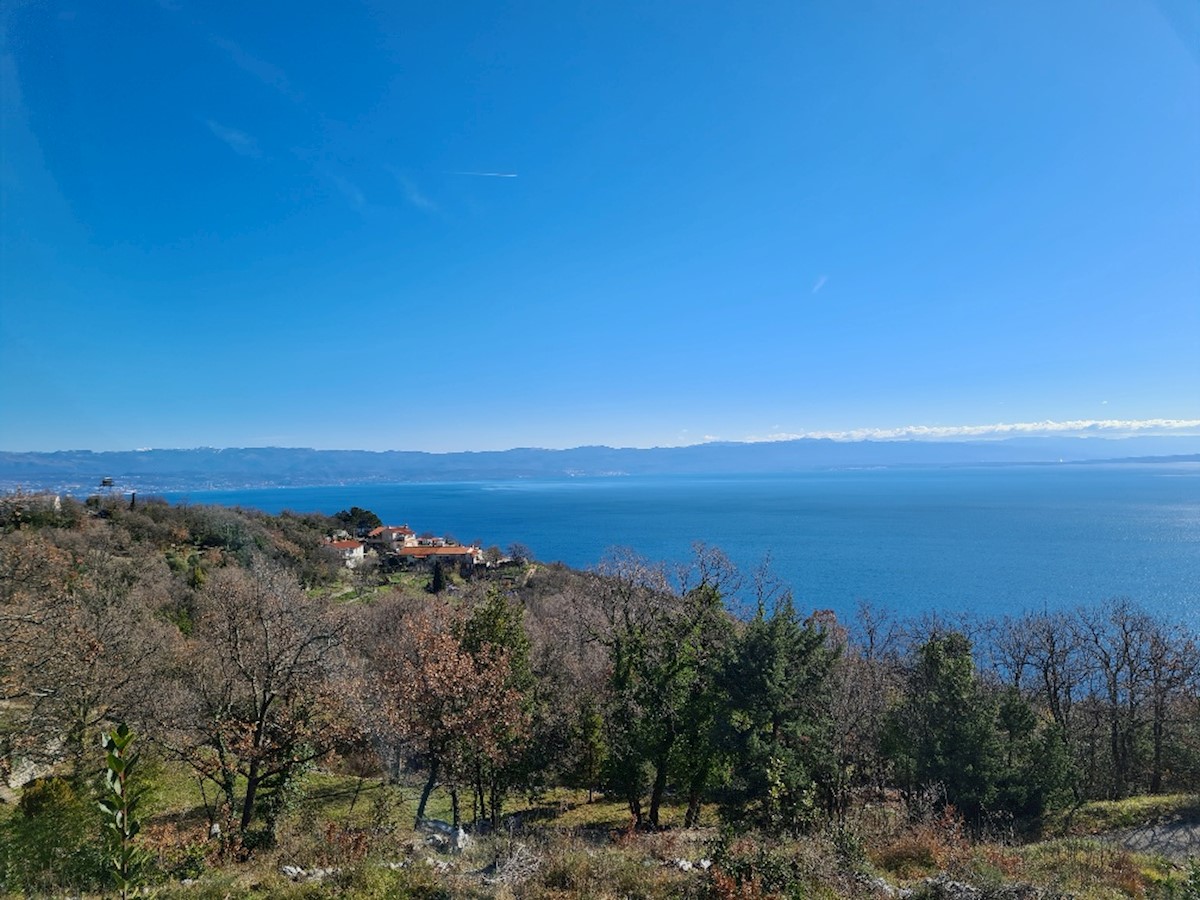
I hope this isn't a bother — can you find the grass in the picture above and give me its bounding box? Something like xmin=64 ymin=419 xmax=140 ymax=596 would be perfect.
xmin=8 ymin=761 xmax=1199 ymax=899
xmin=297 ymin=773 xmax=399 ymax=821
xmin=320 ymin=567 xmax=489 ymax=606
xmin=1046 ymin=794 xmax=1200 ymax=837
xmin=290 ymin=774 xmax=718 ymax=834
xmin=864 ymin=828 xmax=1194 ymax=900
xmin=385 ymin=571 xmax=439 ymax=592
xmin=1015 ymin=837 xmax=1183 ymax=900
xmin=545 ymin=791 xmax=720 ymax=831
xmin=136 ymin=767 xmax=1196 ymax=898
xmin=138 ymin=756 xmax=209 ymax=819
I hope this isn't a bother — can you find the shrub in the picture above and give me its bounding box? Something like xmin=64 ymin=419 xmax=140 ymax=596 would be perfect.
xmin=140 ymin=820 xmax=211 ymax=881
xmin=872 ymin=808 xmax=972 ymax=879
xmin=707 ymin=829 xmax=845 ymax=899
xmin=1182 ymin=858 xmax=1200 ymax=900
xmin=1 ymin=775 xmax=104 ymax=894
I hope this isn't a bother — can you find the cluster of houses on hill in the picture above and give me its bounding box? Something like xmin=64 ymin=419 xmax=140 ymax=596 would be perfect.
xmin=326 ymin=523 xmax=485 ymax=569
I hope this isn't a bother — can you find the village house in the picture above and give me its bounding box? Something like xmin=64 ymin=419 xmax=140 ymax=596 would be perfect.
xmin=395 ymin=544 xmax=484 ymax=565
xmin=328 ymin=538 xmax=365 ymax=568
xmin=357 ymin=522 xmax=486 ymax=567
xmin=366 ymin=524 xmax=416 ymax=551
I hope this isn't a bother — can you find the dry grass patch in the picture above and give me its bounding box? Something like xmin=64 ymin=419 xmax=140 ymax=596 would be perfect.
xmin=1015 ymin=837 xmax=1181 ymax=900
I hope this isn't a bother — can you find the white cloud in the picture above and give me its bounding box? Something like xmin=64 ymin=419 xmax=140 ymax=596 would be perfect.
xmin=811 ymin=275 xmax=827 ymax=294
xmin=204 ymin=119 xmax=260 ymax=157
xmin=741 ymin=418 xmax=1200 ymax=443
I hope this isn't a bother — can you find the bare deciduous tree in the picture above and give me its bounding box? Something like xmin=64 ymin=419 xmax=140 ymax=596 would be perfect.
xmin=1 ymin=533 xmax=170 ymax=777
xmin=158 ymin=563 xmax=354 ymax=839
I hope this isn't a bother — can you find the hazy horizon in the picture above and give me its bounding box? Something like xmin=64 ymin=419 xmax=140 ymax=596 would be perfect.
xmin=4 ymin=417 xmax=1200 ymax=456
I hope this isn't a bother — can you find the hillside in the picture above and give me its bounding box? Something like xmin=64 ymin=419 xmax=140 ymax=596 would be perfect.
xmin=1 ymin=492 xmax=1198 ymax=898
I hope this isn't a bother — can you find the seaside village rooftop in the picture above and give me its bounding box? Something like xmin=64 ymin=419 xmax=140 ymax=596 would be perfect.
xmin=325 ymin=523 xmax=485 ymax=569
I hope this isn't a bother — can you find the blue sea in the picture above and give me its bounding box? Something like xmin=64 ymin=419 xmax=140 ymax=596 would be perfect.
xmin=166 ymin=464 xmax=1200 ymax=626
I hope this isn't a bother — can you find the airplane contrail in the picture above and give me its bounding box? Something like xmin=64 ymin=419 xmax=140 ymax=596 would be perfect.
xmin=446 ymin=171 xmax=518 ymax=178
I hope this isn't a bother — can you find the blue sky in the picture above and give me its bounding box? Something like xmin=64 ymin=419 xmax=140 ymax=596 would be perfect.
xmin=1 ymin=1 xmax=1197 ymax=452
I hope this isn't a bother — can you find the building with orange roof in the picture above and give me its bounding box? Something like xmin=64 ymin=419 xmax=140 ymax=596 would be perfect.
xmin=328 ymin=538 xmax=365 ymax=568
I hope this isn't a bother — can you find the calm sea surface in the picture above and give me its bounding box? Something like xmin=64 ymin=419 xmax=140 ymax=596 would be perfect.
xmin=166 ymin=465 xmax=1200 ymax=625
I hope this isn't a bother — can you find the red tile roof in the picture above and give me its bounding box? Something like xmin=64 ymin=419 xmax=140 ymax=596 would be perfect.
xmin=371 ymin=525 xmax=414 ymax=538
xmin=330 ymin=540 xmax=363 ymax=550
xmin=396 ymin=546 xmax=479 ymax=558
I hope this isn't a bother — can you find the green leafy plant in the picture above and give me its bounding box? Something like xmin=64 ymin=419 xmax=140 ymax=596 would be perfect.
xmin=99 ymin=723 xmax=148 ymax=898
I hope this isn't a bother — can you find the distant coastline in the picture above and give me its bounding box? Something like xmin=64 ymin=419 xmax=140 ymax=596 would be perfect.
xmin=2 ymin=437 xmax=1199 ymax=495
xmin=148 ymin=466 xmax=1200 ymax=627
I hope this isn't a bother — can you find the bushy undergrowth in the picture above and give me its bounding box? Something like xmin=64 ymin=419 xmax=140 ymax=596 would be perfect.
xmin=535 ymin=841 xmax=676 ymax=898
xmin=5 ymin=785 xmax=1198 ymax=900
xmin=871 ymin=806 xmax=974 ymax=879
xmin=3 ymin=751 xmax=1196 ymax=900
xmin=0 ymin=776 xmax=105 ymax=895
xmin=706 ymin=829 xmax=834 ymax=897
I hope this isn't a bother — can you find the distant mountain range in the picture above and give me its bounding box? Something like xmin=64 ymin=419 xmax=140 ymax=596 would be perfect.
xmin=2 ymin=437 xmax=1199 ymax=494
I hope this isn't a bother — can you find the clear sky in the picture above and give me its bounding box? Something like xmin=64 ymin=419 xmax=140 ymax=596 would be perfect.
xmin=1 ymin=1 xmax=1198 ymax=452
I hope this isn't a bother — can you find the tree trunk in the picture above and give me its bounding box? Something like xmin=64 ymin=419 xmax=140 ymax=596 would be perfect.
xmin=684 ymin=761 xmax=708 ymax=828
xmin=684 ymin=787 xmax=702 ymax=828
xmin=1108 ymin=682 xmax=1122 ymax=798
xmin=627 ymin=792 xmax=643 ymax=828
xmin=1151 ymin=699 xmax=1165 ymax=794
xmin=648 ymin=753 xmax=669 ymax=828
xmin=219 ymin=766 xmax=237 ymax=819
xmin=241 ymin=761 xmax=259 ymax=832
xmin=68 ymin=707 xmax=89 ymax=781
xmin=415 ymin=759 xmax=439 ymax=826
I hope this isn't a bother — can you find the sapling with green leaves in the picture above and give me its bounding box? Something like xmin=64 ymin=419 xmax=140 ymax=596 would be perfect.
xmin=99 ymin=723 xmax=147 ymax=898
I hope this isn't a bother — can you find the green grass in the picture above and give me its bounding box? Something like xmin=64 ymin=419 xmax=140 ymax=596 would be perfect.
xmin=296 ymin=773 xmax=407 ymax=827
xmin=385 ymin=571 xmax=434 ymax=591
xmin=27 ymin=759 xmax=1198 ymax=899
xmin=281 ymin=772 xmax=718 ymax=835
xmin=1046 ymin=794 xmax=1200 ymax=836
xmin=1015 ymin=836 xmax=1182 ymax=900
xmin=138 ymin=755 xmax=209 ymax=820
xmin=541 ymin=791 xmax=720 ymax=831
